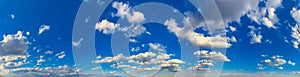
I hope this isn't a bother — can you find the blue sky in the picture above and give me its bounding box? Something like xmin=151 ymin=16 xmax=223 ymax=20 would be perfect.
xmin=1 ymin=0 xmax=300 ymax=77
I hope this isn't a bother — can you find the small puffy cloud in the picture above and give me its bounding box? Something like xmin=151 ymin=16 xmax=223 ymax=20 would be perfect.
xmin=55 ymin=51 xmax=66 ymax=59
xmin=229 ymin=26 xmax=236 ymax=32
xmin=72 ymin=38 xmax=83 ymax=47
xmin=249 ymin=30 xmax=263 ymax=44
xmin=38 ymin=25 xmax=50 ymax=35
xmin=164 ymin=19 xmax=231 ymax=48
xmin=25 ymin=32 xmax=30 ymax=36
xmin=95 ymin=20 xmax=120 ymax=34
xmin=10 ymin=14 xmax=15 ymax=19
xmin=288 ymin=60 xmax=296 ymax=66
xmin=0 ymin=31 xmax=29 ymax=56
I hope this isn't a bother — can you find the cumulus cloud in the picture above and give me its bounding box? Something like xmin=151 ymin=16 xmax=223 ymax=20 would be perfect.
xmin=38 ymin=25 xmax=50 ymax=35
xmin=164 ymin=18 xmax=231 ymax=48
xmin=0 ymin=31 xmax=29 ymax=56
xmin=95 ymin=20 xmax=120 ymax=34
xmin=249 ymin=30 xmax=263 ymax=44
xmin=258 ymin=55 xmax=295 ymax=70
xmin=246 ymin=0 xmax=282 ymax=29
xmin=190 ymin=50 xmax=230 ymax=72
xmin=93 ymin=43 xmax=184 ymax=72
xmin=112 ymin=1 xmax=145 ymax=23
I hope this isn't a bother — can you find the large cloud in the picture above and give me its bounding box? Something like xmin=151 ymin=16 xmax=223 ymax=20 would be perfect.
xmin=0 ymin=31 xmax=29 ymax=56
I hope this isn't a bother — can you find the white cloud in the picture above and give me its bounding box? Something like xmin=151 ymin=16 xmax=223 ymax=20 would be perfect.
xmin=44 ymin=51 xmax=53 ymax=55
xmin=291 ymin=7 xmax=300 ymax=23
xmin=193 ymin=50 xmax=230 ymax=62
xmin=95 ymin=20 xmax=120 ymax=34
xmin=262 ymin=17 xmax=277 ymax=29
xmin=72 ymin=38 xmax=83 ymax=47
xmin=0 ymin=31 xmax=29 ymax=56
xmin=93 ymin=43 xmax=185 ymax=72
xmin=38 ymin=25 xmax=50 ymax=35
xmin=191 ymin=50 xmax=230 ymax=72
xmin=229 ymin=26 xmax=236 ymax=32
xmin=7 ymin=65 xmax=82 ymax=77
xmin=291 ymin=24 xmax=300 ymax=48
xmin=10 ymin=14 xmax=15 ymax=19
xmin=164 ymin=19 xmax=231 ymax=48
xmin=124 ymin=25 xmax=146 ymax=38
xmin=258 ymin=55 xmax=295 ymax=70
xmin=288 ymin=60 xmax=296 ymax=66
xmin=129 ymin=39 xmax=138 ymax=43
xmin=112 ymin=1 xmax=145 ymax=23
xmin=55 ymin=51 xmax=66 ymax=59
xmin=249 ymin=30 xmax=263 ymax=44
xmin=25 ymin=32 xmax=30 ymax=36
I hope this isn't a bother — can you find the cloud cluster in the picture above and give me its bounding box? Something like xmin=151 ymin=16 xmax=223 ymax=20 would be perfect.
xmin=290 ymin=22 xmax=300 ymax=48
xmin=7 ymin=65 xmax=80 ymax=77
xmin=0 ymin=31 xmax=29 ymax=56
xmin=189 ymin=50 xmax=230 ymax=72
xmin=247 ymin=0 xmax=282 ymax=29
xmin=93 ymin=43 xmax=185 ymax=72
xmin=257 ymin=55 xmax=296 ymax=70
xmin=95 ymin=2 xmax=147 ymax=38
